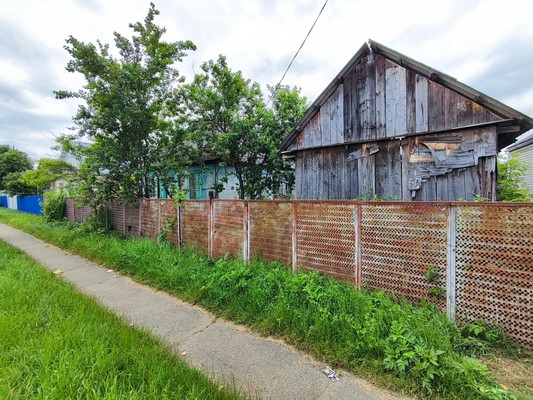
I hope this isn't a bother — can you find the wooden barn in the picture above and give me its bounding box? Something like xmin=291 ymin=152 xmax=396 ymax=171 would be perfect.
xmin=279 ymin=40 xmax=533 ymax=201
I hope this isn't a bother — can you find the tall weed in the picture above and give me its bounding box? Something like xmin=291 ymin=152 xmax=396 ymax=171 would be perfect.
xmin=42 ymin=191 xmax=67 ymax=222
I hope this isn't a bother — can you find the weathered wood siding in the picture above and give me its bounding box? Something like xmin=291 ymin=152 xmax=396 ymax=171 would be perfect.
xmin=291 ymin=53 xmax=503 ymax=201
xmin=293 ymin=54 xmax=502 ymax=149
xmin=295 ymin=126 xmax=498 ymax=201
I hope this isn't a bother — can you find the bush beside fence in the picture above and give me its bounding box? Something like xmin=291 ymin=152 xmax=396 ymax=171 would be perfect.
xmin=65 ymin=198 xmax=533 ymax=349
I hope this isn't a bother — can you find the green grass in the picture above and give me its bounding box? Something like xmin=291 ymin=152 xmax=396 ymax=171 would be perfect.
xmin=0 ymin=208 xmax=530 ymax=399
xmin=0 ymin=238 xmax=243 ymax=400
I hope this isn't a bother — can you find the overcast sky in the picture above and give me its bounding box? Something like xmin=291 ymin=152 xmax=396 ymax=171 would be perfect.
xmin=1 ymin=0 xmax=532 ymax=162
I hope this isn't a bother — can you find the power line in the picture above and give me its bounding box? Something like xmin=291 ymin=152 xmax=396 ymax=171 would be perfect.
xmin=267 ymin=0 xmax=328 ymax=106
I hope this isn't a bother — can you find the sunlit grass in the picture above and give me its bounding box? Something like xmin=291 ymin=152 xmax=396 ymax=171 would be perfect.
xmin=0 ymin=238 xmax=243 ymax=400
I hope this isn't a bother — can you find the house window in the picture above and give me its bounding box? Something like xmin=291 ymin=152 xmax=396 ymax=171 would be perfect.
xmin=189 ymin=174 xmax=197 ymax=199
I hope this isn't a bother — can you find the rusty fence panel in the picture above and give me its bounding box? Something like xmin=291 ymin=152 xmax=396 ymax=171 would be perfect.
xmin=360 ymin=202 xmax=448 ymax=310
xmin=108 ymin=202 xmax=125 ymax=235
xmin=294 ymin=201 xmax=357 ymax=282
xmin=158 ymin=199 xmax=180 ymax=246
xmin=212 ymin=200 xmax=246 ymax=259
xmin=64 ymin=198 xmax=533 ymax=349
xmin=66 ymin=198 xmax=77 ymax=221
xmin=455 ymin=204 xmax=533 ymax=349
xmin=66 ymin=198 xmax=91 ymax=222
xmin=249 ymin=201 xmax=293 ymax=265
xmin=140 ymin=199 xmax=160 ymax=240
xmin=124 ymin=204 xmax=141 ymax=238
xmin=180 ymin=200 xmax=210 ymax=253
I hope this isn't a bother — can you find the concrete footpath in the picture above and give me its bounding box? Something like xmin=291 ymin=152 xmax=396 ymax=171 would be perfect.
xmin=0 ymin=223 xmax=408 ymax=400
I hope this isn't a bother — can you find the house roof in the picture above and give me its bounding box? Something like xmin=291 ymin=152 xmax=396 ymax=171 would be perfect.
xmin=505 ymin=131 xmax=533 ymax=152
xmin=280 ymin=39 xmax=533 ymax=151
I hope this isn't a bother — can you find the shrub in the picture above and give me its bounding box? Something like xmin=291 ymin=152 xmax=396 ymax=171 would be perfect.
xmin=497 ymin=153 xmax=532 ymax=202
xmin=42 ymin=191 xmax=67 ymax=221
xmin=79 ymin=206 xmax=113 ymax=234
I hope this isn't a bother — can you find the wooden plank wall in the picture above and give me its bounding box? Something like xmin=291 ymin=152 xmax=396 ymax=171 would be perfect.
xmin=292 ymin=53 xmax=504 ymax=201
xmin=295 ymin=126 xmax=498 ymax=201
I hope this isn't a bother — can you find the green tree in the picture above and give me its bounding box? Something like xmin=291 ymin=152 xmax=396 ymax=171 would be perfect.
xmin=0 ymin=146 xmax=34 ymax=190
xmin=55 ymin=3 xmax=196 ymax=207
xmin=180 ymin=56 xmax=307 ymax=199
xmin=263 ymin=84 xmax=308 ymax=197
xmin=3 ymin=172 xmax=38 ymax=196
xmin=20 ymin=158 xmax=76 ymax=194
xmin=497 ymin=153 xmax=533 ymax=202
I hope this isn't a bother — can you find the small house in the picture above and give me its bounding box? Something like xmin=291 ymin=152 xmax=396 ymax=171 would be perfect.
xmin=148 ymin=159 xmax=240 ymax=200
xmin=279 ymin=40 xmax=533 ymax=201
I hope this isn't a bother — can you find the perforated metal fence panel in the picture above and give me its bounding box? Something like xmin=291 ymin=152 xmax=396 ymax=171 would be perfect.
xmin=180 ymin=201 xmax=210 ymax=253
xmin=66 ymin=198 xmax=76 ymax=221
xmin=249 ymin=201 xmax=293 ymax=265
xmin=108 ymin=202 xmax=125 ymax=234
xmin=212 ymin=200 xmax=245 ymax=259
xmin=140 ymin=199 xmax=159 ymax=239
xmin=65 ymin=198 xmax=533 ymax=349
xmin=455 ymin=205 xmax=533 ymax=348
xmin=159 ymin=200 xmax=179 ymax=245
xmin=295 ymin=201 xmax=356 ymax=281
xmin=66 ymin=198 xmax=90 ymax=222
xmin=124 ymin=205 xmax=140 ymax=238
xmin=360 ymin=203 xmax=448 ymax=309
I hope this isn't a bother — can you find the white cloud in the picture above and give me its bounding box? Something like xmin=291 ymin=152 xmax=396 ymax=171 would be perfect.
xmin=1 ymin=0 xmax=532 ymax=160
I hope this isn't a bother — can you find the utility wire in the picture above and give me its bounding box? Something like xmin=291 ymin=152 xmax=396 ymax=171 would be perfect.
xmin=267 ymin=0 xmax=328 ymax=106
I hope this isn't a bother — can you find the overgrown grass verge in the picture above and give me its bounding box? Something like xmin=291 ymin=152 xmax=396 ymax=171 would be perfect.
xmin=0 ymin=238 xmax=243 ymax=400
xmin=1 ymin=208 xmax=530 ymax=399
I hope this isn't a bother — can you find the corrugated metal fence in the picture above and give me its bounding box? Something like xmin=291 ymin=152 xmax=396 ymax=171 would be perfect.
xmin=65 ymin=198 xmax=533 ymax=348
xmin=0 ymin=195 xmax=43 ymax=214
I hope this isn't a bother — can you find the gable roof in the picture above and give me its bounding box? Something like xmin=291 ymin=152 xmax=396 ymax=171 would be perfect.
xmin=506 ymin=131 xmax=533 ymax=152
xmin=280 ymin=39 xmax=533 ymax=151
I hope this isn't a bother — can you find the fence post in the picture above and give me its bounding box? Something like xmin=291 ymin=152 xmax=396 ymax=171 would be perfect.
xmin=291 ymin=201 xmax=297 ymax=273
xmin=157 ymin=199 xmax=162 ymax=235
xmin=243 ymin=200 xmax=250 ymax=264
xmin=176 ymin=200 xmax=182 ymax=248
xmin=209 ymin=199 xmax=215 ymax=258
xmin=446 ymin=204 xmax=457 ymax=320
xmin=138 ymin=199 xmax=143 ymax=237
xmin=354 ymin=203 xmax=362 ymax=289
xmin=121 ymin=204 xmax=126 ymax=236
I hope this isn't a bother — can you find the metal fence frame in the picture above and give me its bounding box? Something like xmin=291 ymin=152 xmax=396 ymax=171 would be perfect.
xmin=65 ymin=198 xmax=533 ymax=348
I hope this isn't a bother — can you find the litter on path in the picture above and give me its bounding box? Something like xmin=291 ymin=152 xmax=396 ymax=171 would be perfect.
xmin=322 ymin=366 xmax=340 ymax=382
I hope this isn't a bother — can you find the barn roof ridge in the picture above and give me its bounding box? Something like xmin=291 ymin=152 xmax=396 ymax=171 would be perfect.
xmin=279 ymin=39 xmax=533 ymax=151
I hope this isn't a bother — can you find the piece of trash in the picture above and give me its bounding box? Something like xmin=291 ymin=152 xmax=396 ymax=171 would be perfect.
xmin=107 ymin=269 xmax=113 ymax=273
xmin=129 ymin=323 xmax=135 ymax=328
xmin=53 ymin=269 xmax=63 ymax=275
xmin=181 ymin=351 xmax=187 ymax=356
xmin=321 ymin=366 xmax=339 ymax=382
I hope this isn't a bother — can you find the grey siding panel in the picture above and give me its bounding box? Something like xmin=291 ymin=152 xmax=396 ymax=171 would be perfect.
xmin=385 ymin=60 xmax=407 ymax=137
xmin=511 ymin=145 xmax=533 ymax=195
xmin=320 ymin=85 xmax=344 ymax=146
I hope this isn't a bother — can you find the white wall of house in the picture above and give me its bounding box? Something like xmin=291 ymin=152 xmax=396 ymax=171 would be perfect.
xmin=510 ymin=145 xmax=533 ymax=195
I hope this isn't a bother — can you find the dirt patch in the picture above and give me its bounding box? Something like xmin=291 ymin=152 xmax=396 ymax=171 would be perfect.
xmin=483 ymin=354 xmax=533 ymax=398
